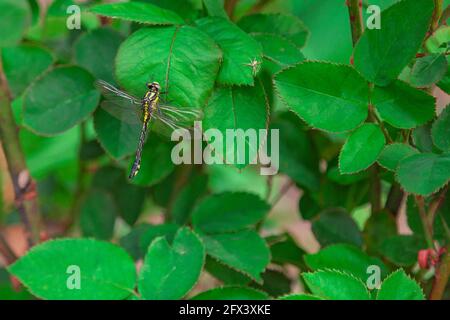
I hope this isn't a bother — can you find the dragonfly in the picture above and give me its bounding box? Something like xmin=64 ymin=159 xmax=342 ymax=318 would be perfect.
xmin=96 ymin=80 xmax=201 ymax=179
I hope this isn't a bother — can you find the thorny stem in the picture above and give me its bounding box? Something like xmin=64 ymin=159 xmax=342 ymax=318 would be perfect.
xmin=0 ymin=50 xmax=41 ymax=246
xmin=347 ymin=0 xmax=364 ymax=46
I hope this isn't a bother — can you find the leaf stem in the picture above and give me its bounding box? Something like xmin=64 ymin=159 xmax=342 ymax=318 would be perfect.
xmin=0 ymin=50 xmax=42 ymax=246
xmin=346 ymin=0 xmax=364 ymax=46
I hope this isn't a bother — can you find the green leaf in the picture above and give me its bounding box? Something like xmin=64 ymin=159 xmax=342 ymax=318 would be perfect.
xmin=90 ymin=2 xmax=184 ymax=25
xmin=353 ymin=0 xmax=435 ymax=85
xmin=271 ymin=114 xmax=320 ymax=191
xmin=8 ymin=239 xmax=136 ymax=300
xmin=120 ymin=224 xmax=154 ymax=260
xmin=432 ymin=105 xmax=450 ymax=152
xmin=92 ymin=166 xmax=146 ymax=226
xmin=139 ymin=223 xmax=179 ymax=254
xmin=80 ymin=190 xmax=117 ymax=240
xmin=364 ymin=211 xmax=397 ymax=254
xmin=205 ymin=256 xmax=251 ymax=285
xmin=201 ymin=230 xmax=270 ymax=283
xmin=130 ymin=134 xmax=175 ymax=187
xmin=396 ymin=153 xmax=450 ymax=196
xmin=1 ymin=45 xmax=53 ymax=97
xmin=0 ymin=0 xmax=31 ymax=46
xmin=94 ymin=108 xmax=140 ymax=159
xmin=171 ymin=173 xmax=208 ymax=225
xmin=207 ymin=165 xmax=268 ymax=199
xmin=139 ymin=0 xmax=202 ymax=21
xmin=203 ymin=81 xmax=269 ymax=169
xmin=202 ymin=0 xmax=227 ymax=19
xmin=115 ymin=25 xmax=221 ymax=108
xmin=438 ymin=64 xmax=450 ymax=94
xmin=339 ymin=124 xmax=386 ymax=174
xmin=252 ymin=33 xmax=305 ymax=74
xmin=377 ymin=269 xmax=424 ymax=300
xmin=238 ymin=13 xmax=309 ymax=48
xmin=20 ymin=126 xmax=79 ymax=179
xmin=138 ymin=227 xmax=204 ymax=300
xmin=302 ymin=270 xmax=370 ymax=300
xmin=372 ymin=80 xmax=436 ymax=129
xmin=252 ymin=269 xmax=291 ymax=297
xmin=23 ymin=66 xmax=100 ymax=136
xmin=192 ymin=286 xmax=268 ymax=300
xmin=312 ymin=208 xmax=363 ymax=247
xmin=278 ymin=294 xmax=322 ymax=300
xmin=74 ymin=28 xmax=124 ymax=84
xmin=274 ymin=62 xmax=368 ymax=133
xmin=304 ymin=244 xmax=388 ymax=281
xmin=379 ymin=235 xmax=427 ymax=266
xmin=410 ymin=54 xmax=448 ymax=87
xmin=192 ymin=192 xmax=269 ymax=234
xmin=196 ymin=17 xmax=262 ymax=85
xmin=268 ymin=233 xmax=306 ymax=269
xmin=426 ymin=25 xmax=450 ymax=53
xmin=377 ymin=143 xmax=419 ymax=171
xmin=413 ymin=124 xmax=439 ymax=153
xmin=327 ymin=166 xmax=368 ymax=185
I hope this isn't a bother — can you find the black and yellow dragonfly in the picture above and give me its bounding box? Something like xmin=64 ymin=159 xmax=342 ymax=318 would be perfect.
xmin=96 ymin=80 xmax=201 ymax=179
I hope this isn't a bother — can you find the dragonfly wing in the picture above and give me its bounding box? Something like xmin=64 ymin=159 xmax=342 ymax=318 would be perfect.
xmin=100 ymin=100 xmax=142 ymax=125
xmin=96 ymin=80 xmax=141 ymax=105
xmin=151 ymin=105 xmax=202 ymax=138
xmin=96 ymin=80 xmax=143 ymax=125
xmin=158 ymin=104 xmax=203 ymax=122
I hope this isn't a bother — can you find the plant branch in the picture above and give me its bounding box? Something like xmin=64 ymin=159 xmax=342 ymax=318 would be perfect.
xmin=0 ymin=50 xmax=41 ymax=246
xmin=385 ymin=182 xmax=404 ymax=216
xmin=224 ymin=0 xmax=239 ymax=19
xmin=0 ymin=232 xmax=17 ymax=264
xmin=430 ymin=246 xmax=450 ymax=300
xmin=271 ymin=179 xmax=294 ymax=208
xmin=249 ymin=0 xmax=272 ymax=14
xmin=347 ymin=0 xmax=364 ymax=46
xmin=64 ymin=123 xmax=88 ymax=233
xmin=428 ymin=186 xmax=448 ymax=224
xmin=430 ymin=0 xmax=444 ymax=33
xmin=415 ymin=196 xmax=434 ymax=249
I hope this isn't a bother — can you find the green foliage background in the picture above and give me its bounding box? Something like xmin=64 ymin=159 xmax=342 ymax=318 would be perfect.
xmin=0 ymin=0 xmax=449 ymax=300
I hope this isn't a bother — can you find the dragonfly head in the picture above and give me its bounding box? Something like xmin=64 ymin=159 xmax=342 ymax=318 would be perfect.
xmin=146 ymin=81 xmax=161 ymax=93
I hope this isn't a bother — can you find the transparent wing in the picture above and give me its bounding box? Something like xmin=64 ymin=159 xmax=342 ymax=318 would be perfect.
xmin=96 ymin=80 xmax=141 ymax=105
xmin=151 ymin=104 xmax=203 ymax=138
xmin=96 ymin=80 xmax=143 ymax=125
xmin=100 ymin=100 xmax=142 ymax=125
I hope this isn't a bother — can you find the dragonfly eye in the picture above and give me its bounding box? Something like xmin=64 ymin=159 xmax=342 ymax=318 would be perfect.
xmin=147 ymin=82 xmax=161 ymax=92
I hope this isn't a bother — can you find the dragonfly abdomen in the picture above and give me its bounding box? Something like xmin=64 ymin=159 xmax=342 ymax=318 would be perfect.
xmin=129 ymin=118 xmax=150 ymax=179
